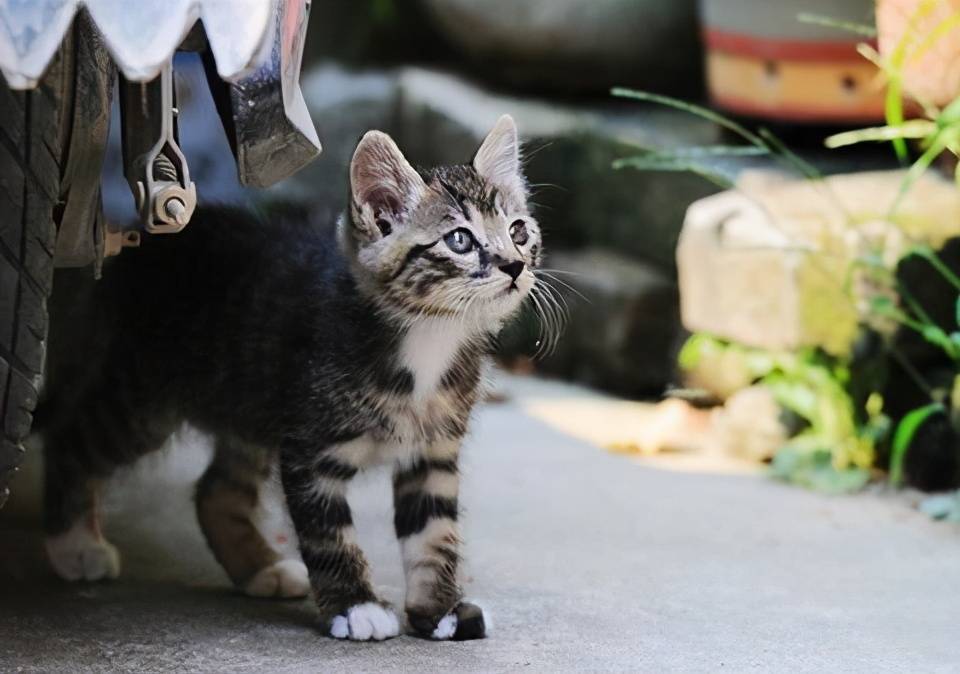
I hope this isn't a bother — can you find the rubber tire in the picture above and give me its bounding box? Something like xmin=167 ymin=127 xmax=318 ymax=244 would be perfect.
xmin=0 ymin=59 xmax=69 ymax=507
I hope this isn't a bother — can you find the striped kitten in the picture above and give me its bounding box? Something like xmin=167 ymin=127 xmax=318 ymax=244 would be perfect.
xmin=39 ymin=116 xmax=542 ymax=641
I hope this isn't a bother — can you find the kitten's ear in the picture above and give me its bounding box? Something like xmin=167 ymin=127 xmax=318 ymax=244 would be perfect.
xmin=350 ymin=131 xmax=426 ymax=239
xmin=473 ymin=114 xmax=525 ymax=195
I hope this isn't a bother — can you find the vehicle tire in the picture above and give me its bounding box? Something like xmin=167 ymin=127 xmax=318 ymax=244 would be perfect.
xmin=0 ymin=52 xmax=72 ymax=508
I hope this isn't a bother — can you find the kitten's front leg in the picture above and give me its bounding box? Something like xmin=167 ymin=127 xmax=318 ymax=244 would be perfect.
xmin=393 ymin=439 xmax=487 ymax=640
xmin=280 ymin=440 xmax=399 ymax=641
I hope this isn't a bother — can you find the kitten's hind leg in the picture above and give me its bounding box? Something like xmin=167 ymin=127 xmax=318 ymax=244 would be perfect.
xmin=42 ymin=400 xmax=171 ymax=582
xmin=43 ymin=470 xmax=119 ymax=582
xmin=196 ymin=438 xmax=309 ymax=599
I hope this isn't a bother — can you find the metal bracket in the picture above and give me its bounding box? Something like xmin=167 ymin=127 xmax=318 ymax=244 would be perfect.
xmin=119 ymin=59 xmax=197 ymax=233
xmin=104 ymin=227 xmax=142 ymax=257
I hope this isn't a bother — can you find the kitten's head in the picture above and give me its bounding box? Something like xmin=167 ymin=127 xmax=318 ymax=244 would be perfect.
xmin=344 ymin=115 xmax=541 ymax=324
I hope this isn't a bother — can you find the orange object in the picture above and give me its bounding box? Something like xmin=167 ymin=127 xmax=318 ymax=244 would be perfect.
xmin=700 ymin=0 xmax=885 ymax=123
xmin=705 ymin=46 xmax=885 ymax=122
xmin=876 ymin=0 xmax=960 ymax=107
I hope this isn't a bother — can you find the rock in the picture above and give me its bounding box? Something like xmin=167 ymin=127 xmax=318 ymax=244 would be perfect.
xmin=712 ymin=386 xmax=787 ymax=463
xmin=678 ymin=169 xmax=960 ymax=356
xmin=500 ymin=248 xmax=681 ymax=398
xmin=418 ymin=0 xmax=702 ymax=96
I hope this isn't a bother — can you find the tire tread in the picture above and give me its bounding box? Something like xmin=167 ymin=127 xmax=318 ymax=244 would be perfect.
xmin=0 ymin=53 xmax=66 ymax=508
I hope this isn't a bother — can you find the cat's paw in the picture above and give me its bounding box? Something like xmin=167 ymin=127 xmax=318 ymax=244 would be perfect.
xmin=243 ymin=559 xmax=310 ymax=599
xmin=409 ymin=601 xmax=489 ymax=641
xmin=45 ymin=526 xmax=121 ymax=582
xmin=329 ymin=602 xmax=400 ymax=641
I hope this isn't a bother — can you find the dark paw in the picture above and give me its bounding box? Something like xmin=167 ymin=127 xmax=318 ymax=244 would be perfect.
xmin=451 ymin=601 xmax=487 ymax=640
xmin=408 ymin=601 xmax=487 ymax=641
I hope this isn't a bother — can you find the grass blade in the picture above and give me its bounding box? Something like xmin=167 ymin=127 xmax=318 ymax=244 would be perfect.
xmin=889 ymin=403 xmax=943 ymax=485
xmin=759 ymin=127 xmax=822 ymax=180
xmin=796 ymin=12 xmax=878 ymax=37
xmin=889 ymin=131 xmax=950 ymax=215
xmin=630 ymin=145 xmax=769 ymax=159
xmin=825 ymin=120 xmax=937 ymax=148
xmin=611 ymin=88 xmax=767 ymax=149
xmin=612 ymin=156 xmax=735 ymax=188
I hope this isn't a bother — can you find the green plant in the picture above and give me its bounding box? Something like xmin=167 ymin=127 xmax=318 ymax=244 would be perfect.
xmin=820 ymin=3 xmax=960 ymax=483
xmin=679 ymin=335 xmax=882 ymax=492
xmin=610 ymin=88 xmax=822 ymax=187
xmin=613 ymin=5 xmax=960 ymax=492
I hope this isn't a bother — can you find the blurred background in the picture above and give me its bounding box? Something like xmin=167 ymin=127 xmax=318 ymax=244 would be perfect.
xmin=96 ymin=0 xmax=960 ymax=496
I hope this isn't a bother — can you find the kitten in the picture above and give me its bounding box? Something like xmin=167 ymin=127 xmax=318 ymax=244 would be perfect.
xmin=38 ymin=116 xmax=544 ymax=641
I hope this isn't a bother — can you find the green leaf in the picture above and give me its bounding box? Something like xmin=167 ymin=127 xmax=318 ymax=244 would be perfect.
xmin=955 ymin=295 xmax=960 ymax=328
xmin=612 ymin=156 xmax=734 ymax=188
xmin=615 ymin=145 xmax=769 ymax=159
xmin=870 ymin=295 xmax=895 ymax=313
xmin=824 ymin=120 xmax=937 ymax=148
xmin=889 ymin=131 xmax=951 ymax=216
xmin=941 ymin=96 xmax=960 ymax=126
xmin=889 ymin=403 xmax=944 ymax=486
xmin=921 ymin=325 xmax=952 ymax=350
xmin=770 ymin=447 xmax=870 ymax=493
xmin=677 ymin=333 xmax=726 ymax=371
xmin=906 ymin=245 xmax=960 ymax=292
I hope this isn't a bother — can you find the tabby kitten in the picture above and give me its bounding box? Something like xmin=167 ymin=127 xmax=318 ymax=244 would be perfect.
xmin=39 ymin=116 xmax=542 ymax=641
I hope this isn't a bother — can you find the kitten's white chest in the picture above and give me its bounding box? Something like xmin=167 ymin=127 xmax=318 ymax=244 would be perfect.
xmin=400 ymin=318 xmax=469 ymax=398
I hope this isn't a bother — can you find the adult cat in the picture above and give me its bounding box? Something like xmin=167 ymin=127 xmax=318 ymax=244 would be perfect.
xmin=39 ymin=116 xmax=543 ymax=641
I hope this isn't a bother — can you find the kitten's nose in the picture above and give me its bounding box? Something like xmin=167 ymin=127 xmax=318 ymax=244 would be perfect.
xmin=498 ymin=260 xmax=525 ymax=282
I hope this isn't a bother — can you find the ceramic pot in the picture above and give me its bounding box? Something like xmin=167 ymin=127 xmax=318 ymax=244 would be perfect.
xmin=699 ymin=0 xmax=884 ymax=122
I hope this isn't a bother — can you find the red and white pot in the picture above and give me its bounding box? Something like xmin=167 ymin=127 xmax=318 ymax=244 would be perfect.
xmin=700 ymin=0 xmax=884 ymax=122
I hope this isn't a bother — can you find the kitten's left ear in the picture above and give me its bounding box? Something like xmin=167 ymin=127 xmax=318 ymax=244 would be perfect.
xmin=350 ymin=130 xmax=426 ymax=240
xmin=473 ymin=114 xmax=526 ymax=196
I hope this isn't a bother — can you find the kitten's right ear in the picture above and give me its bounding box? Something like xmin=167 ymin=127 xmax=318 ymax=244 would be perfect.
xmin=350 ymin=131 xmax=426 ymax=240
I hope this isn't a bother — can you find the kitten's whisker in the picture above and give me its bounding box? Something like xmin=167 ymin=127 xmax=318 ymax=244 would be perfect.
xmin=531 ymin=283 xmax=566 ymax=358
xmin=533 ymin=268 xmax=590 ymax=278
xmin=532 ymin=285 xmax=562 ymax=359
xmin=521 ymin=141 xmax=554 ymax=163
xmin=537 ymin=279 xmax=568 ymax=322
xmin=535 ymin=271 xmax=588 ymax=305
xmin=526 ymin=290 xmax=551 ymax=359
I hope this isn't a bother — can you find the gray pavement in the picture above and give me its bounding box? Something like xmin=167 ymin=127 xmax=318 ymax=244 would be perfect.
xmin=2 ymin=376 xmax=960 ymax=673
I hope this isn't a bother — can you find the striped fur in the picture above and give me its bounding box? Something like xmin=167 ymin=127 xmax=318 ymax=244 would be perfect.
xmin=38 ymin=117 xmax=539 ymax=640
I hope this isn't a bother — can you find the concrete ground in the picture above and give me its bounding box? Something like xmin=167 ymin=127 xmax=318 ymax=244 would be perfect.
xmin=2 ymin=375 xmax=960 ymax=673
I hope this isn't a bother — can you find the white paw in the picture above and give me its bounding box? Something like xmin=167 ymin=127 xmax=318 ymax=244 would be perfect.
xmin=329 ymin=602 xmax=400 ymax=641
xmin=431 ymin=613 xmax=458 ymax=640
xmin=243 ymin=559 xmax=310 ymax=598
xmin=45 ymin=525 xmax=121 ymax=582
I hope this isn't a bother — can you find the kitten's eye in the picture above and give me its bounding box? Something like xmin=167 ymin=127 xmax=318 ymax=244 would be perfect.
xmin=444 ymin=228 xmax=476 ymax=254
xmin=510 ymin=219 xmax=529 ymax=246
